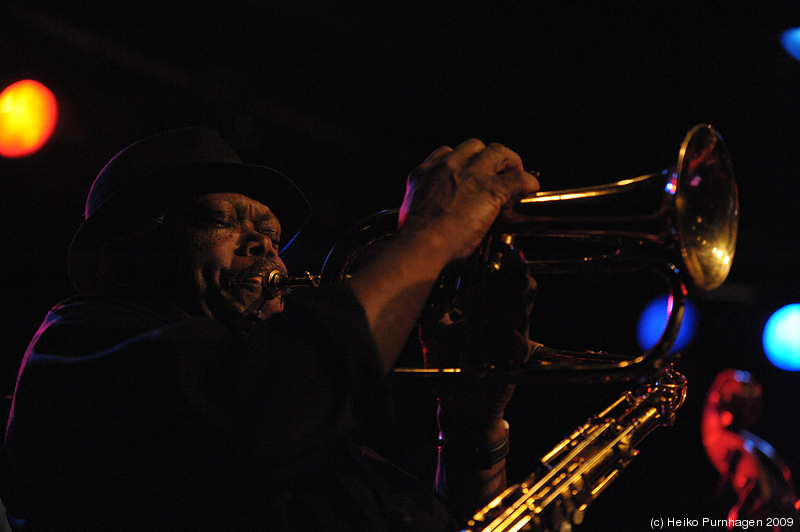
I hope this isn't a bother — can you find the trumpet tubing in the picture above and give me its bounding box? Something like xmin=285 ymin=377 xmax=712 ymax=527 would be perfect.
xmin=319 ymin=123 xmax=739 ymax=382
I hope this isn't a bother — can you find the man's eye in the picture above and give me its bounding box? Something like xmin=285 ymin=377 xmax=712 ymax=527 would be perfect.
xmin=207 ymin=211 xmax=236 ymax=226
xmin=194 ymin=214 xmax=234 ymax=229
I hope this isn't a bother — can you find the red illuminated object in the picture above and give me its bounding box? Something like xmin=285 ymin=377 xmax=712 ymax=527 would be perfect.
xmin=0 ymin=79 xmax=58 ymax=158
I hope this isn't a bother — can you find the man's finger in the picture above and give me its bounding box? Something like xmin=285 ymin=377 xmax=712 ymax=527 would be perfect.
xmin=420 ymin=145 xmax=454 ymax=165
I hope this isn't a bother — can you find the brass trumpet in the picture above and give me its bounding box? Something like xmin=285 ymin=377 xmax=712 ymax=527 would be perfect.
xmin=314 ymin=124 xmax=738 ymax=383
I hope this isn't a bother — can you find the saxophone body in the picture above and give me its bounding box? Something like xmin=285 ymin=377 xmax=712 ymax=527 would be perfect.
xmin=464 ymin=366 xmax=688 ymax=532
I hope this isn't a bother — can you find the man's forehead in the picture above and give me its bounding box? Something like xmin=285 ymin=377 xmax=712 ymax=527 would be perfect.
xmin=194 ymin=192 xmax=277 ymax=220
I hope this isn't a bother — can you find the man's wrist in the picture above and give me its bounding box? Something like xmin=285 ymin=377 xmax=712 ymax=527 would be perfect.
xmin=438 ymin=419 xmax=510 ymax=470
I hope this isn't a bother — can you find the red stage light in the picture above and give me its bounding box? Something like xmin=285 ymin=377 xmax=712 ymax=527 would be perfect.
xmin=0 ymin=79 xmax=59 ymax=158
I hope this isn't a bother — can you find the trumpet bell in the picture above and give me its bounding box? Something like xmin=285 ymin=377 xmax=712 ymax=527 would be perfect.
xmin=509 ymin=123 xmax=738 ymax=291
xmin=674 ymin=124 xmax=738 ymax=290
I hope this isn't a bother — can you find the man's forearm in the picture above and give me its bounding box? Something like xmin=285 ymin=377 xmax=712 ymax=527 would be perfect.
xmin=347 ymin=227 xmax=452 ymax=373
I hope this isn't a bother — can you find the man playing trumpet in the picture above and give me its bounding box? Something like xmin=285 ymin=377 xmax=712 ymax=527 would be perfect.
xmin=2 ymin=127 xmax=539 ymax=531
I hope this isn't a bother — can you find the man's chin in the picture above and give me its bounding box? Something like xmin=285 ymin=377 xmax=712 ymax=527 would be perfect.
xmin=212 ymin=289 xmax=282 ymax=325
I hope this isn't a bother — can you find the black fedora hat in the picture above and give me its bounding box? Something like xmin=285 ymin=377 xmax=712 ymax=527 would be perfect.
xmin=68 ymin=127 xmax=311 ymax=293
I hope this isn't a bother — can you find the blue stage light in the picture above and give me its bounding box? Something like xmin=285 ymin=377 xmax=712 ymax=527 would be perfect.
xmin=637 ymin=295 xmax=697 ymax=353
xmin=780 ymin=27 xmax=800 ymax=62
xmin=763 ymin=304 xmax=800 ymax=371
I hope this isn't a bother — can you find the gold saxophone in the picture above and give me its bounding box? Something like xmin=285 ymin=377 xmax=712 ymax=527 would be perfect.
xmin=464 ymin=366 xmax=688 ymax=532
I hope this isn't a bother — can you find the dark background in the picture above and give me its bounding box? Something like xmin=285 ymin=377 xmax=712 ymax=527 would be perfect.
xmin=2 ymin=2 xmax=799 ymax=529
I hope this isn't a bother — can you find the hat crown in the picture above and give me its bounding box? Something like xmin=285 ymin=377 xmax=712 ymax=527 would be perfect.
xmin=86 ymin=127 xmax=241 ymax=219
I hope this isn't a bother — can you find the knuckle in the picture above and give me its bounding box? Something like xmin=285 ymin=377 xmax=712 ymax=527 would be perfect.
xmin=423 ymin=145 xmax=453 ymax=164
xmin=460 ymin=138 xmax=486 ymax=150
xmin=452 ymin=138 xmax=487 ymax=159
xmin=440 ymin=155 xmax=461 ymax=173
xmin=485 ymin=142 xmax=507 ymax=153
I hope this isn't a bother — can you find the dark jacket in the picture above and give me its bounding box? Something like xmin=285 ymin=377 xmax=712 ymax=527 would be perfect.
xmin=2 ymin=285 xmax=456 ymax=531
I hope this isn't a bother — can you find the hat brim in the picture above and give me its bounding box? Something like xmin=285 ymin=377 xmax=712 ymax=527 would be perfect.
xmin=68 ymin=161 xmax=311 ymax=293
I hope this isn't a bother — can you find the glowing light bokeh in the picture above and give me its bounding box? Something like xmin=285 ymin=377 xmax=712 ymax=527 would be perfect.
xmin=0 ymin=79 xmax=58 ymax=158
xmin=763 ymin=304 xmax=800 ymax=371
xmin=637 ymin=295 xmax=697 ymax=353
xmin=781 ymin=27 xmax=800 ymax=62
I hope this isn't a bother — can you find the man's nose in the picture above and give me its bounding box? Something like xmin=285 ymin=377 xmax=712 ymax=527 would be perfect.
xmin=242 ymin=232 xmax=278 ymax=257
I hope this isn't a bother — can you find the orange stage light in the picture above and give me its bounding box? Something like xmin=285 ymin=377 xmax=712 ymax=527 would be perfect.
xmin=0 ymin=79 xmax=59 ymax=158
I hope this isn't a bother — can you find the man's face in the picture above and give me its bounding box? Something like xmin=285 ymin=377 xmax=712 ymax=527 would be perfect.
xmin=169 ymin=192 xmax=287 ymax=323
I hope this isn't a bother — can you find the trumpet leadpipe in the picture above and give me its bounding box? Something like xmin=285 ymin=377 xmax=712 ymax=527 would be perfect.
xmin=263 ymin=270 xmax=322 ymax=297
